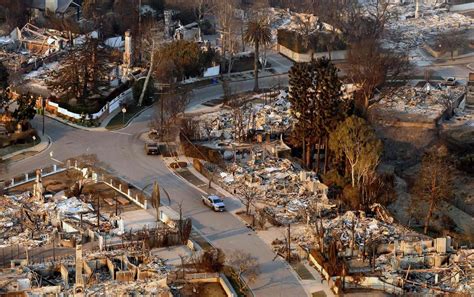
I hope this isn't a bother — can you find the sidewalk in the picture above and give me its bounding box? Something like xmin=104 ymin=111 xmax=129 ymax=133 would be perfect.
xmin=162 ymin=154 xmax=337 ymax=297
xmin=161 ymin=154 xmax=237 ymax=200
xmin=44 ymin=104 xmax=150 ymax=132
xmin=1 ymin=134 xmax=51 ymax=161
xmin=45 ymin=111 xmax=106 ymax=131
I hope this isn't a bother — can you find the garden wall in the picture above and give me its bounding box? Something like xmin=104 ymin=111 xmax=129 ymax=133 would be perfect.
xmin=278 ymin=44 xmax=347 ymax=62
xmin=45 ymin=88 xmax=133 ymax=123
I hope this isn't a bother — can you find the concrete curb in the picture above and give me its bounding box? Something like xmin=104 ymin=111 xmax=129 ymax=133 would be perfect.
xmin=45 ymin=112 xmax=106 ymax=132
xmin=106 ymin=105 xmax=153 ymax=132
xmin=1 ymin=134 xmax=52 ymax=161
xmin=45 ymin=104 xmax=152 ymax=132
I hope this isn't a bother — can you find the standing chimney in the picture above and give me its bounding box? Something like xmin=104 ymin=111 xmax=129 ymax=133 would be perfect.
xmin=415 ymin=0 xmax=420 ymax=19
xmin=164 ymin=10 xmax=173 ymax=39
xmin=75 ymin=245 xmax=84 ymax=293
xmin=123 ymin=30 xmax=133 ymax=68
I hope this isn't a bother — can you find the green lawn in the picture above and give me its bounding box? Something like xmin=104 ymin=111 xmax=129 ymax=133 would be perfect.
xmin=106 ymin=104 xmax=148 ymax=130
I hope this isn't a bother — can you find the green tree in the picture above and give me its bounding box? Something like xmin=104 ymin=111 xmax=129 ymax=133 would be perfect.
xmin=13 ymin=93 xmax=36 ymax=126
xmin=288 ymin=57 xmax=348 ymax=171
xmin=288 ymin=61 xmax=319 ymax=168
xmin=329 ymin=116 xmax=382 ymax=191
xmin=0 ymin=62 xmax=9 ymax=108
xmin=155 ymin=40 xmax=211 ymax=81
xmin=413 ymin=150 xmax=452 ymax=235
xmin=244 ymin=18 xmax=272 ymax=92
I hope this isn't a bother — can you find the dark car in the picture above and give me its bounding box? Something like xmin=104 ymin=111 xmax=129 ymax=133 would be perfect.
xmin=145 ymin=143 xmax=160 ymax=155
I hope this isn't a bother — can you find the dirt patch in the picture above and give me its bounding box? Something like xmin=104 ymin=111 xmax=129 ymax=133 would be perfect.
xmin=236 ymin=211 xmax=254 ymax=226
xmin=82 ymin=182 xmax=141 ymax=215
xmin=170 ymin=162 xmax=188 ymax=169
xmin=198 ymin=282 xmax=227 ymax=297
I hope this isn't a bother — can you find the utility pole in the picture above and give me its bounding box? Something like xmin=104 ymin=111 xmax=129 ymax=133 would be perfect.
xmin=138 ymin=0 xmax=142 ymax=63
xmin=42 ymin=96 xmax=45 ymax=135
xmin=52 ymin=236 xmax=56 ymax=262
xmin=97 ymin=195 xmax=100 ymax=230
xmin=287 ymin=223 xmax=291 ymax=263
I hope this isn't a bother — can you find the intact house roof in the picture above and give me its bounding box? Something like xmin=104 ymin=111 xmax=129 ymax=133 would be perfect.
xmin=26 ymin=0 xmax=75 ymax=14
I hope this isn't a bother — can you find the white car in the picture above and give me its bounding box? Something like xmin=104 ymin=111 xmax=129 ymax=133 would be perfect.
xmin=201 ymin=195 xmax=226 ymax=212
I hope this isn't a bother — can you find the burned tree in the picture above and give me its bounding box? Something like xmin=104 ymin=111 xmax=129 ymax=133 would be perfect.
xmin=151 ymin=182 xmax=161 ymax=222
xmin=347 ymin=38 xmax=410 ymax=115
xmin=216 ymin=0 xmax=243 ymax=74
xmin=177 ymin=202 xmax=192 ymax=244
xmin=0 ymin=62 xmax=9 ymax=108
xmin=236 ymin=186 xmax=258 ymax=215
xmin=151 ymin=85 xmax=191 ymax=141
xmin=226 ymin=250 xmax=260 ymax=291
xmin=413 ymin=149 xmax=453 ymax=235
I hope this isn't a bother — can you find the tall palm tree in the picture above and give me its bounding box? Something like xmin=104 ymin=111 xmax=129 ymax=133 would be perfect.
xmin=244 ymin=18 xmax=272 ymax=92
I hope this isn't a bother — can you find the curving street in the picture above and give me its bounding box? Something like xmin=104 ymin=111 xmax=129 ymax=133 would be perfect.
xmin=1 ymin=74 xmax=310 ymax=297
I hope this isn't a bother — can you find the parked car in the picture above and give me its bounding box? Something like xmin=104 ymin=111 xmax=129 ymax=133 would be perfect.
xmin=145 ymin=142 xmax=160 ymax=155
xmin=445 ymin=77 xmax=456 ymax=86
xmin=201 ymin=195 xmax=226 ymax=212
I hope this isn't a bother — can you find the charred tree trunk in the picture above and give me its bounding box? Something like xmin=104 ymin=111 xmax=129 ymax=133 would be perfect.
xmin=253 ymin=41 xmax=260 ymax=92
xmin=316 ymin=138 xmax=321 ymax=174
xmin=324 ymin=137 xmax=329 ymax=174
xmin=306 ymin=143 xmax=311 ymax=169
xmin=424 ymin=198 xmax=436 ymax=235
xmin=302 ymin=133 xmax=306 ymax=168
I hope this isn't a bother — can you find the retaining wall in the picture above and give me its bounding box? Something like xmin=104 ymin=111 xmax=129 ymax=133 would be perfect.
xmin=45 ymin=88 xmax=133 ymax=122
xmin=278 ymin=44 xmax=347 ymax=62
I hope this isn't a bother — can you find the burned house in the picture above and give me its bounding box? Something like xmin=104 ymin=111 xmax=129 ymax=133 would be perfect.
xmin=26 ymin=0 xmax=81 ymax=19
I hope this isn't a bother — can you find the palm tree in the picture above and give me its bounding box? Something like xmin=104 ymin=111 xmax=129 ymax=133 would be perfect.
xmin=244 ymin=18 xmax=272 ymax=92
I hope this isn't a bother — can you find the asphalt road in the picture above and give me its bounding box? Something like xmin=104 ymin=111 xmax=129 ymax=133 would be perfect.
xmin=1 ymin=74 xmax=307 ymax=297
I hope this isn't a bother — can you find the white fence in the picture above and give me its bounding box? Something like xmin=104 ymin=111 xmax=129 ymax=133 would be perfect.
xmin=102 ymin=177 xmax=148 ymax=209
xmin=4 ymin=164 xmax=67 ymax=189
xmin=278 ymin=44 xmax=347 ymax=62
xmin=47 ymin=87 xmax=133 ymax=120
